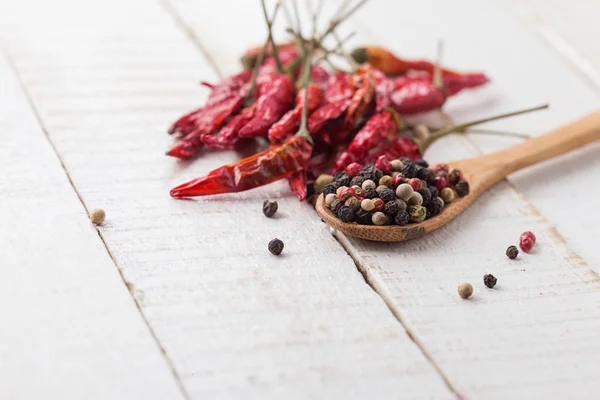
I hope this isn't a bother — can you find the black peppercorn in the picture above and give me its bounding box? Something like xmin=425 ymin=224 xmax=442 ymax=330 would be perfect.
xmin=268 ymin=238 xmax=284 ymax=255
xmin=448 ymin=169 xmax=462 ymax=185
xmin=322 ymin=183 xmax=337 ymax=197
xmin=384 ymin=200 xmax=400 ymax=215
xmin=361 ymin=165 xmax=383 ymax=182
xmin=349 ymin=175 xmax=365 ymax=187
xmin=428 ymin=185 xmax=439 ymax=200
xmin=427 ymin=197 xmax=443 ymax=216
xmin=337 ymin=205 xmax=355 ymax=222
xmin=356 ymin=208 xmax=372 ymax=225
xmin=334 ymin=171 xmax=351 ymax=187
xmin=419 ymin=187 xmax=432 ymax=205
xmin=401 ymin=163 xmax=417 ymax=178
xmin=455 ymin=180 xmax=470 ymax=197
xmin=394 ymin=210 xmax=410 ymax=226
xmin=362 ymin=187 xmax=377 ymax=199
xmin=506 ymin=245 xmax=519 ymax=259
xmin=414 ymin=159 xmax=429 ymax=168
xmin=330 ymin=199 xmax=344 ymax=214
xmin=483 ymin=274 xmax=497 ymax=289
xmin=379 ymin=188 xmax=396 ymax=203
xmin=262 ymin=200 xmax=278 ymax=217
xmin=417 ymin=167 xmax=436 ymax=184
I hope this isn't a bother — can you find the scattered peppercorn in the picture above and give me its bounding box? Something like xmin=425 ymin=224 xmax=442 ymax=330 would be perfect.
xmin=362 ymin=187 xmax=376 ymax=199
xmin=414 ymin=159 xmax=429 ymax=168
xmin=394 ymin=210 xmax=410 ymax=226
xmin=408 ymin=205 xmax=427 ymax=223
xmin=268 ymin=238 xmax=284 ymax=255
xmin=419 ymin=188 xmax=432 ymax=205
xmin=334 ymin=171 xmax=352 ymax=187
xmin=519 ymin=231 xmax=536 ymax=253
xmin=454 ymin=180 xmax=470 ymax=197
xmin=506 ymin=245 xmax=519 ymax=259
xmin=314 ymin=174 xmax=335 ymax=194
xmin=346 ymin=162 xmax=362 ymax=177
xmin=440 ymin=187 xmax=455 ymax=204
xmin=390 ymin=159 xmax=404 ymax=171
xmin=395 ymin=183 xmax=414 ymax=201
xmin=448 ymin=169 xmax=463 ymax=185
xmin=408 ymin=192 xmax=423 ymax=206
xmin=350 ymin=176 xmax=365 ymax=188
xmin=322 ymin=183 xmax=337 ymax=197
xmin=402 ymin=163 xmax=417 ymax=178
xmin=262 ymin=200 xmax=278 ymax=217
xmin=331 ymin=199 xmax=344 ymax=214
xmin=379 ymin=175 xmax=394 ymax=188
xmin=337 ymin=206 xmax=355 ymax=222
xmin=362 ymin=165 xmax=383 ymax=182
xmin=372 ymin=211 xmax=389 ymax=226
xmin=90 ymin=208 xmax=105 ymax=225
xmin=345 ymin=197 xmax=361 ymax=212
xmin=483 ymin=274 xmax=497 ymax=289
xmin=458 ymin=282 xmax=473 ymax=299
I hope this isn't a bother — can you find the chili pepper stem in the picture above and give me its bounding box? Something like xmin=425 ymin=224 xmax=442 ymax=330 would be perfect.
xmin=421 ymin=104 xmax=549 ymax=152
xmin=295 ymin=43 xmax=315 ymax=144
xmin=261 ymin=0 xmax=284 ymax=74
xmin=464 ymin=128 xmax=531 ymax=139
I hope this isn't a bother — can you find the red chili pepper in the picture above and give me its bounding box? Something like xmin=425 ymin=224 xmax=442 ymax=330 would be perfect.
xmin=238 ymin=74 xmax=295 ymax=138
xmin=268 ymin=84 xmax=323 ymax=144
xmin=363 ymin=137 xmax=421 ymax=165
xmin=311 ymin=65 xmax=330 ymax=89
xmin=343 ymin=66 xmax=376 ymax=131
xmin=390 ymin=80 xmax=446 ymax=115
xmin=333 ymin=110 xmax=400 ymax=171
xmin=287 ymin=170 xmax=307 ymax=201
xmin=200 ymin=104 xmax=256 ymax=150
xmin=308 ymin=72 xmax=355 ymax=133
xmin=170 ymin=135 xmax=312 ymax=198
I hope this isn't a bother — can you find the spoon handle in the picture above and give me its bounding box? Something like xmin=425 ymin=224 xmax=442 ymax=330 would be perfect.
xmin=481 ymin=109 xmax=600 ymax=178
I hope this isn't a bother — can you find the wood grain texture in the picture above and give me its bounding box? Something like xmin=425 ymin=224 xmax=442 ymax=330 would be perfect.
xmin=168 ymin=0 xmax=600 ymax=396
xmin=0 ymin=0 xmax=452 ymax=398
xmin=0 ymin=48 xmax=185 ymax=399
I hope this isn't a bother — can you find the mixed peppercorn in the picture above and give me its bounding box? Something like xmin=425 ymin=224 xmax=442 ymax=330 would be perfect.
xmin=322 ymin=156 xmax=469 ymax=226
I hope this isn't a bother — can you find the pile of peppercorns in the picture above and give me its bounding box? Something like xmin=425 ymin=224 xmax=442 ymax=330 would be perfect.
xmin=320 ymin=156 xmax=470 ymax=226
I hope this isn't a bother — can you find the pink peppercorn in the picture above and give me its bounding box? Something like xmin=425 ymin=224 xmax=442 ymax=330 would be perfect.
xmin=434 ymin=176 xmax=448 ymax=191
xmin=408 ymin=178 xmax=422 ymax=192
xmin=375 ymin=155 xmax=393 ymax=175
xmin=346 ymin=162 xmax=362 ymax=177
xmin=434 ymin=163 xmax=449 ymax=173
xmin=448 ymin=169 xmax=464 ymax=185
xmin=393 ymin=174 xmax=404 ymax=188
xmin=519 ymin=231 xmax=536 ymax=253
xmin=339 ymin=187 xmax=356 ymax=201
xmin=372 ymin=198 xmax=384 ymax=212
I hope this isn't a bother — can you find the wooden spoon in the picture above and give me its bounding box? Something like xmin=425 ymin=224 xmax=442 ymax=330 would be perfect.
xmin=316 ymin=109 xmax=600 ymax=242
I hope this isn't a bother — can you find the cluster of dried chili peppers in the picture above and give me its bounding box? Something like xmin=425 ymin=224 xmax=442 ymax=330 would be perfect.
xmin=166 ymin=0 xmax=543 ymax=202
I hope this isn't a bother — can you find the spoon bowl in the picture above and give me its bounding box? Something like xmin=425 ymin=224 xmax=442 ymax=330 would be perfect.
xmin=317 ymin=109 xmax=600 ymax=242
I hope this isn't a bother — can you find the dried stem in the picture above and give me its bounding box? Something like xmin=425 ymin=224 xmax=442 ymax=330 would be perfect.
xmin=423 ymin=104 xmax=549 ymax=149
xmin=296 ymin=44 xmax=314 ymax=144
xmin=246 ymin=36 xmax=270 ymax=103
xmin=464 ymin=128 xmax=531 ymax=139
xmin=318 ymin=0 xmax=369 ymax=44
xmin=261 ymin=0 xmax=283 ymax=74
xmin=333 ymin=31 xmax=359 ymax=70
xmin=313 ymin=31 xmax=356 ymax=64
xmin=291 ymin=0 xmax=302 ymax=36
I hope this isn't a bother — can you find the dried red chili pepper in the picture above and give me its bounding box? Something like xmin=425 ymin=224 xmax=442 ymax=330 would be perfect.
xmin=268 ymin=84 xmax=323 ymax=144
xmin=238 ymin=74 xmax=295 ymax=138
xmin=200 ymin=104 xmax=256 ymax=150
xmin=342 ymin=65 xmax=377 ymax=131
xmin=170 ymin=135 xmax=312 ymax=197
xmin=363 ymin=137 xmax=422 ymax=165
xmin=390 ymin=79 xmax=446 ymax=115
xmin=333 ymin=110 xmax=401 ymax=171
xmin=287 ymin=170 xmax=307 ymax=201
xmin=311 ymin=65 xmax=330 ymax=89
xmin=308 ymin=72 xmax=355 ymax=133
xmin=351 ymin=45 xmax=469 ymax=78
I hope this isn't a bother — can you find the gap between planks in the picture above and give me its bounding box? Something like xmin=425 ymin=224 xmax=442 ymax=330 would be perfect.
xmin=0 ymin=45 xmax=192 ymax=400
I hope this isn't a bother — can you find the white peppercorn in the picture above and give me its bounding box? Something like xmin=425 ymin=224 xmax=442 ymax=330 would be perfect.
xmin=390 ymin=159 xmax=404 ymax=171
xmin=372 ymin=211 xmax=389 ymax=226
xmin=395 ymin=183 xmax=414 ymax=201
xmin=325 ymin=193 xmax=337 ymax=208
xmin=362 ymin=179 xmax=376 ymax=191
xmin=336 ymin=185 xmax=348 ymax=196
xmin=440 ymin=187 xmax=455 ymax=204
xmin=351 ymin=185 xmax=363 ymax=196
xmin=345 ymin=197 xmax=361 ymax=212
xmin=407 ymin=192 xmax=423 ymax=206
xmin=314 ymin=174 xmax=335 ymax=194
xmin=379 ymin=175 xmax=394 ymax=188
xmin=361 ymin=198 xmax=375 ymax=211
xmin=90 ymin=208 xmax=105 ymax=225
xmin=458 ymin=282 xmax=473 ymax=299
xmin=376 ymin=185 xmax=388 ymax=194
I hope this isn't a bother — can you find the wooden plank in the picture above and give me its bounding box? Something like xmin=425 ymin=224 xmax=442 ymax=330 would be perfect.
xmin=0 ymin=49 xmax=185 ymax=399
xmin=167 ymin=0 xmax=600 ymax=397
xmin=0 ymin=0 xmax=452 ymax=398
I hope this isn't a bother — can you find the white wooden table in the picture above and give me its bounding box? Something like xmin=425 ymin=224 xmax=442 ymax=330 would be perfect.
xmin=1 ymin=0 xmax=600 ymax=398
